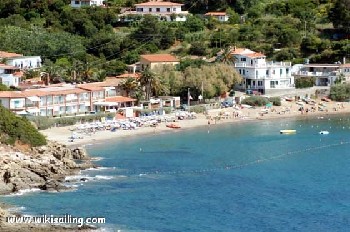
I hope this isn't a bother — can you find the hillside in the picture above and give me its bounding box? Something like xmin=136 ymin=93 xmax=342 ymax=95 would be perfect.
xmin=0 ymin=106 xmax=46 ymax=147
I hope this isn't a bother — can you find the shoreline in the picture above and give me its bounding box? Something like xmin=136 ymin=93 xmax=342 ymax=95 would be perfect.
xmin=2 ymin=99 xmax=349 ymax=231
xmin=41 ymin=100 xmax=350 ymax=149
xmin=0 ymin=141 xmax=98 ymax=231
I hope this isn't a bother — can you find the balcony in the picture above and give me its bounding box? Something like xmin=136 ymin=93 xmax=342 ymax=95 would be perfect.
xmin=235 ymin=61 xmax=291 ymax=68
xmin=295 ymin=71 xmax=332 ymax=77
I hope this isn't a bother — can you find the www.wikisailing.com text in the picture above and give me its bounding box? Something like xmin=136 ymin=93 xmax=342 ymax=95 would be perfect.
xmin=6 ymin=214 xmax=106 ymax=227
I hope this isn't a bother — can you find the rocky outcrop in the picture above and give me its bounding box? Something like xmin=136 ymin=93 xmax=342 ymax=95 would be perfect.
xmin=0 ymin=141 xmax=95 ymax=195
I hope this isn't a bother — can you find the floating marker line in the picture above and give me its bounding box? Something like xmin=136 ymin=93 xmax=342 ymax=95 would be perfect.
xmin=118 ymin=140 xmax=350 ymax=177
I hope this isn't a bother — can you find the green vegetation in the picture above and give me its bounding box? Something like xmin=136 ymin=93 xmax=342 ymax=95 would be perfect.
xmin=241 ymin=96 xmax=269 ymax=106
xmin=330 ymin=83 xmax=350 ymax=101
xmin=28 ymin=113 xmax=115 ymax=130
xmin=0 ymin=0 xmax=349 ymax=98
xmin=295 ymin=77 xmax=316 ymax=88
xmin=269 ymin=97 xmax=281 ymax=106
xmin=0 ymin=106 xmax=46 ymax=146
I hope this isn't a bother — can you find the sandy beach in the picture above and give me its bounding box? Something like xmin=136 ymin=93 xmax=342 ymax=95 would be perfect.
xmin=41 ymin=99 xmax=350 ymax=148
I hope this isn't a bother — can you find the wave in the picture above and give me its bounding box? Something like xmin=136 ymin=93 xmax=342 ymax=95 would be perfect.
xmin=65 ymin=174 xmax=117 ymax=182
xmin=5 ymin=188 xmax=42 ymax=197
xmin=94 ymin=175 xmax=114 ymax=180
xmin=84 ymin=167 xmax=116 ymax=171
xmin=91 ymin=157 xmax=104 ymax=161
xmin=7 ymin=206 xmax=26 ymax=212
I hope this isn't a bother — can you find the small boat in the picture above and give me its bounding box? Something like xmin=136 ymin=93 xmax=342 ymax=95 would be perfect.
xmin=319 ymin=130 xmax=329 ymax=135
xmin=280 ymin=129 xmax=296 ymax=134
xmin=166 ymin=123 xmax=181 ymax=129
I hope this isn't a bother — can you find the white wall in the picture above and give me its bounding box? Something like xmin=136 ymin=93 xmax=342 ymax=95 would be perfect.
xmin=0 ymin=74 xmax=20 ymax=87
xmin=137 ymin=6 xmax=182 ymax=14
xmin=71 ymin=0 xmax=104 ymax=8
xmin=7 ymin=56 xmax=42 ymax=69
xmin=10 ymin=98 xmax=25 ymax=109
xmin=0 ymin=98 xmax=10 ymax=109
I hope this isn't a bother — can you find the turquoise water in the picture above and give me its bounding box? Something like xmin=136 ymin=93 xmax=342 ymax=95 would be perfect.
xmin=3 ymin=115 xmax=350 ymax=231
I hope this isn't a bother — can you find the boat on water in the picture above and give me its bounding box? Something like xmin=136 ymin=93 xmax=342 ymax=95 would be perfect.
xmin=166 ymin=123 xmax=181 ymax=129
xmin=319 ymin=130 xmax=329 ymax=135
xmin=280 ymin=129 xmax=296 ymax=134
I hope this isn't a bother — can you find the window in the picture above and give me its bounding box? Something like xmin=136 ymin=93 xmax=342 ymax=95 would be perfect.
xmin=286 ymin=68 xmax=289 ymax=74
xmin=258 ymin=81 xmax=263 ymax=86
xmin=149 ymin=8 xmax=152 ymax=12
xmin=173 ymin=8 xmax=176 ymax=11
xmin=239 ymin=69 xmax=242 ymax=75
xmin=243 ymin=70 xmax=245 ymax=75
xmin=167 ymin=8 xmax=170 ymax=12
xmin=136 ymin=8 xmax=143 ymax=12
xmin=256 ymin=70 xmax=258 ymax=76
xmin=156 ymin=8 xmax=160 ymax=12
xmin=252 ymin=81 xmax=256 ymax=86
xmin=75 ymin=1 xmax=79 ymax=4
xmin=241 ymin=58 xmax=246 ymax=62
xmin=280 ymin=69 xmax=283 ymax=75
xmin=266 ymin=70 xmax=269 ymax=76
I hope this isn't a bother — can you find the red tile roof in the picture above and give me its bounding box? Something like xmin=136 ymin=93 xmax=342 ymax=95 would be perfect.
xmin=0 ymin=91 xmax=25 ymax=98
xmin=77 ymin=83 xmax=105 ymax=91
xmin=135 ymin=1 xmax=183 ymax=7
xmin=0 ymin=51 xmax=23 ymax=58
xmin=105 ymin=96 xmax=136 ymax=103
xmin=0 ymin=63 xmax=20 ymax=70
xmin=205 ymin=12 xmax=227 ymax=16
xmin=245 ymin=52 xmax=265 ymax=58
xmin=341 ymin=63 xmax=350 ymax=68
xmin=230 ymin=48 xmax=247 ymax=55
xmin=115 ymin=73 xmax=141 ymax=79
xmin=141 ymin=54 xmax=179 ymax=62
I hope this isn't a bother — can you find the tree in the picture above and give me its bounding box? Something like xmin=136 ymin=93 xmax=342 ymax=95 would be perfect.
xmin=189 ymin=42 xmax=208 ymax=56
xmin=216 ymin=46 xmax=237 ymax=65
xmin=183 ymin=15 xmax=205 ymax=32
xmin=120 ymin=77 xmax=138 ymax=96
xmin=139 ymin=67 xmax=157 ymax=100
xmin=329 ymin=0 xmax=350 ymax=31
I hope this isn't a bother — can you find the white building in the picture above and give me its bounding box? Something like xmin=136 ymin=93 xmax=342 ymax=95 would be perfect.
xmin=119 ymin=1 xmax=189 ymax=22
xmin=70 ymin=0 xmax=104 ymax=8
xmin=231 ymin=48 xmax=294 ymax=94
xmin=292 ymin=62 xmax=350 ymax=86
xmin=204 ymin=12 xmax=229 ymax=22
xmin=6 ymin=56 xmax=42 ymax=69
xmin=0 ymin=64 xmax=21 ymax=87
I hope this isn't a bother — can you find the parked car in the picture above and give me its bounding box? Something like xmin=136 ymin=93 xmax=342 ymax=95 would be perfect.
xmin=221 ymin=101 xmax=233 ymax=108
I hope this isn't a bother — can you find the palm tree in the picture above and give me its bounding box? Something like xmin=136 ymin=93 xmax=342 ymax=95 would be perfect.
xmin=140 ymin=67 xmax=157 ymax=100
xmin=120 ymin=77 xmax=138 ymax=97
xmin=216 ymin=46 xmax=237 ymax=65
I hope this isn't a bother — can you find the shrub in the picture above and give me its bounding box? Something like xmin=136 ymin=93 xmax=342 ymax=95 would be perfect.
xmin=28 ymin=113 xmax=115 ymax=130
xmin=241 ymin=96 xmax=269 ymax=106
xmin=295 ymin=76 xmax=315 ymax=88
xmin=189 ymin=105 xmax=206 ymax=113
xmin=330 ymin=83 xmax=350 ymax=101
xmin=269 ymin=97 xmax=281 ymax=106
xmin=0 ymin=106 xmax=46 ymax=147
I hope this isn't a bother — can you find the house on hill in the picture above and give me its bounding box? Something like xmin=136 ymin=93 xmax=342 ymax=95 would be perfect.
xmin=204 ymin=12 xmax=229 ymax=22
xmin=70 ymin=0 xmax=104 ymax=8
xmin=140 ymin=54 xmax=179 ymax=70
xmin=292 ymin=61 xmax=350 ymax=86
xmin=119 ymin=1 xmax=189 ymax=22
xmin=231 ymin=48 xmax=294 ymax=94
xmin=0 ymin=64 xmax=21 ymax=87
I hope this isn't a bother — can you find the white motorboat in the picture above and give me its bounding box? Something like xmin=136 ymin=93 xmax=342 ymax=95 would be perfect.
xmin=319 ymin=131 xmax=329 ymax=135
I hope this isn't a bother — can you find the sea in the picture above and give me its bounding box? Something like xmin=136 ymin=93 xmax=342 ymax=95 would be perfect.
xmin=2 ymin=114 xmax=350 ymax=232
